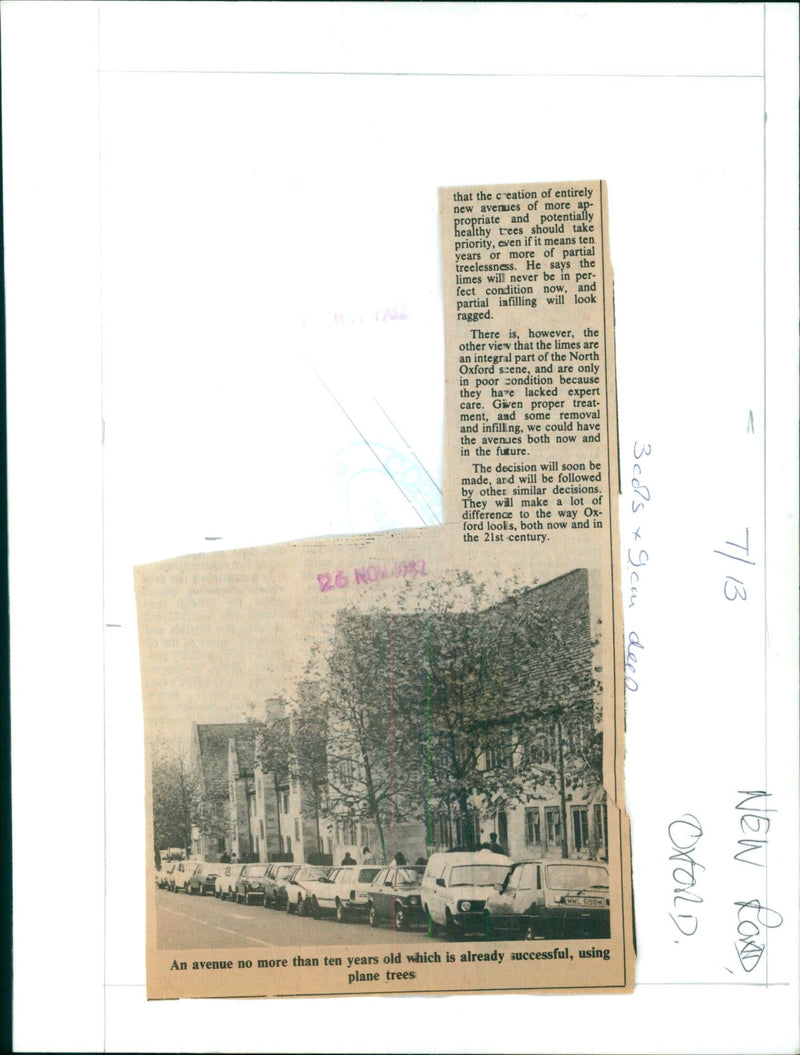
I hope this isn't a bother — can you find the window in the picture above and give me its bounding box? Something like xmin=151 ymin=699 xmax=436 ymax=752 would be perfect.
xmin=518 ymin=863 xmax=535 ymax=890
xmin=545 ymin=726 xmax=560 ymax=764
xmin=433 ymin=811 xmax=452 ymax=847
xmin=360 ymin=822 xmax=374 ymax=849
xmin=545 ymin=807 xmax=562 ymax=850
xmin=337 ymin=817 xmax=357 ymax=845
xmin=566 ymin=715 xmax=593 ymax=755
xmin=484 ymin=728 xmax=513 ymax=770
xmin=526 ymin=727 xmax=559 ymax=765
xmin=572 ymin=806 xmax=590 ymax=852
xmin=506 ymin=866 xmax=522 ymax=891
xmin=259 ymin=820 xmax=264 ymax=840
xmin=280 ymin=790 xmax=289 ymax=814
xmin=334 ymin=757 xmax=355 ymax=786
xmin=524 ymin=807 xmax=541 ymax=848
xmin=496 ymin=810 xmax=508 ymax=847
xmin=285 ymin=835 xmax=292 ymax=855
xmin=294 ymin=817 xmax=301 ymax=841
xmin=455 ymin=809 xmax=480 ymax=848
xmin=593 ymin=802 xmax=608 ymax=854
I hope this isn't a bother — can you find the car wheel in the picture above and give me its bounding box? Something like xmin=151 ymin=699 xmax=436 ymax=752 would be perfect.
xmin=368 ymin=904 xmax=378 ymax=928
xmin=298 ymin=895 xmax=308 ymax=917
xmin=285 ymin=895 xmax=294 ymax=914
xmin=394 ymin=906 xmax=407 ymax=930
xmin=444 ymin=910 xmax=457 ymax=941
xmin=335 ymin=900 xmax=347 ymax=924
xmin=522 ymin=918 xmax=539 ymax=941
xmin=425 ymin=907 xmax=438 ymax=937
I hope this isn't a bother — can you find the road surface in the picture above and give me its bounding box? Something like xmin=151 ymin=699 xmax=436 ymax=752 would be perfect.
xmin=154 ymin=887 xmax=441 ymax=950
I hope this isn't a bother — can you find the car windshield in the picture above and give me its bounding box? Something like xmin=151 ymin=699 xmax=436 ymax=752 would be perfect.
xmin=274 ymin=866 xmax=293 ymax=880
xmin=450 ymin=864 xmax=511 ymax=887
xmin=358 ymin=868 xmax=381 ymax=883
xmin=246 ymin=865 xmax=270 ymax=877
xmin=395 ymin=868 xmax=423 ymax=885
xmin=298 ymin=867 xmax=328 ymax=880
xmin=546 ymin=864 xmax=608 ymax=890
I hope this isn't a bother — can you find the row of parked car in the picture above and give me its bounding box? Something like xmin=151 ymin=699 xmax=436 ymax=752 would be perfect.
xmin=156 ymin=849 xmax=611 ymax=940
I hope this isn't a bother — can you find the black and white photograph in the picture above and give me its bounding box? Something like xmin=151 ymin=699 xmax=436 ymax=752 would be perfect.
xmin=138 ymin=531 xmax=628 ymax=998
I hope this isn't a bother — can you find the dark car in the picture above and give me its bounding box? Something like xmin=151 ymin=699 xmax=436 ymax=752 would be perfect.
xmin=484 ymin=859 xmax=610 ymax=940
xmin=367 ymin=865 xmax=425 ymax=930
xmin=266 ymin=863 xmax=299 ymax=910
xmin=186 ymin=861 xmax=221 ymax=896
xmin=234 ymin=863 xmax=276 ymax=906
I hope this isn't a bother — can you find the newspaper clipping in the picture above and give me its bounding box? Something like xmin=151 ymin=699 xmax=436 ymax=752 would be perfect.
xmin=137 ymin=180 xmax=634 ymax=999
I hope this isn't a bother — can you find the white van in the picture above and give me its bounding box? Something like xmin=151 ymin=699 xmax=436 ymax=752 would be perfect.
xmin=421 ymin=850 xmax=512 ymax=938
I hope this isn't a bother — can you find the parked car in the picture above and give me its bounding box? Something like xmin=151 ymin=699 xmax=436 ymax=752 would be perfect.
xmin=367 ymin=865 xmax=425 ymax=930
xmin=421 ymin=850 xmax=512 ymax=938
xmin=234 ymin=863 xmax=276 ymax=905
xmin=266 ymin=864 xmax=299 ymax=910
xmin=300 ymin=864 xmax=381 ymax=920
xmin=157 ymin=863 xmax=176 ymax=890
xmin=215 ymin=863 xmax=246 ymax=900
xmin=283 ymin=865 xmax=331 ymax=916
xmin=334 ymin=865 xmax=383 ymax=921
xmin=186 ymin=861 xmax=221 ymax=896
xmin=172 ymin=860 xmax=199 ymax=893
xmin=484 ymin=859 xmax=610 ymax=940
xmin=298 ymin=866 xmax=348 ymax=918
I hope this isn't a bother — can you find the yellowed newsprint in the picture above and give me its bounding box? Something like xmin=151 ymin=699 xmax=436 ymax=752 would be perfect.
xmin=137 ymin=180 xmax=634 ymax=999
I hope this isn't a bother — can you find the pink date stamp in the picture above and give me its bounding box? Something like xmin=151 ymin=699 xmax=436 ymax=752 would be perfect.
xmin=316 ymin=559 xmax=427 ymax=593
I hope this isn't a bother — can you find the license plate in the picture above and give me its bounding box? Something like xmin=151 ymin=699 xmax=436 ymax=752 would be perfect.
xmin=564 ymin=896 xmax=604 ymax=907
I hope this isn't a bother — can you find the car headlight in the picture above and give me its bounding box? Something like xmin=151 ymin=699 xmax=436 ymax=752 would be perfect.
xmin=458 ymin=900 xmax=472 ymax=912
